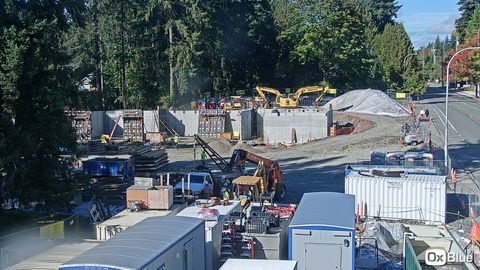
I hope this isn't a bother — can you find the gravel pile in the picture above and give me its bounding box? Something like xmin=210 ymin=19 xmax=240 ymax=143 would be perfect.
xmin=325 ymin=89 xmax=409 ymax=117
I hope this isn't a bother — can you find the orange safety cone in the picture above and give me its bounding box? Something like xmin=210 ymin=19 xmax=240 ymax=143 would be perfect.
xmin=471 ymin=222 xmax=480 ymax=242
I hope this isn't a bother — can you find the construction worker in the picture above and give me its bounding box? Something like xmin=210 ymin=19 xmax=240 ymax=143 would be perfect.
xmin=222 ymin=187 xmax=230 ymax=201
xmin=201 ymin=150 xmax=207 ymax=166
xmin=173 ymin=134 xmax=179 ymax=149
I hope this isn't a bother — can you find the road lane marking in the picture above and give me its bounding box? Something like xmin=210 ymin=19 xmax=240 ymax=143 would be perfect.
xmin=432 ymin=104 xmax=458 ymax=133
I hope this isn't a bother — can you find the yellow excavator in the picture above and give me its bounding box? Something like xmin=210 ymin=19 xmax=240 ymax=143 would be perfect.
xmin=255 ymin=85 xmax=335 ymax=108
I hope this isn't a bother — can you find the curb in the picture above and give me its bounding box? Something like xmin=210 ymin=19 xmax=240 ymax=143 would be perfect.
xmin=457 ymin=91 xmax=479 ymax=99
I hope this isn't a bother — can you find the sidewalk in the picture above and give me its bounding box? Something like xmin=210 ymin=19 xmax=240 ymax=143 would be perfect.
xmin=457 ymin=89 xmax=479 ymax=99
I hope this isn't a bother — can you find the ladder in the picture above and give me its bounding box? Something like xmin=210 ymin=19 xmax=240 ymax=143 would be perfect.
xmin=241 ymin=235 xmax=255 ymax=259
xmin=220 ymin=222 xmax=237 ymax=262
xmin=194 ymin=134 xmax=231 ymax=172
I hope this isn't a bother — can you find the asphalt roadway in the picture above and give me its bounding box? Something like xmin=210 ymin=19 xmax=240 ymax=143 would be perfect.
xmin=418 ymin=87 xmax=480 ymax=196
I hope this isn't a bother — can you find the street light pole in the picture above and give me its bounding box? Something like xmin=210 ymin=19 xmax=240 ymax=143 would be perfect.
xmin=403 ymin=53 xmax=416 ymax=70
xmin=444 ymin=47 xmax=480 ymax=169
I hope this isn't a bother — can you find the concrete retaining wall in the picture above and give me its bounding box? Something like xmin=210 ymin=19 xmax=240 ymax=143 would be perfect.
xmin=143 ymin=110 xmax=160 ymax=133
xmin=105 ymin=111 xmax=124 ymax=137
xmin=257 ymin=108 xmax=332 ymax=144
xmin=240 ymin=109 xmax=254 ymax=140
xmin=160 ymin=110 xmax=199 ymax=136
xmin=85 ymin=108 xmax=331 ymax=144
xmin=91 ymin=111 xmax=105 ymax=138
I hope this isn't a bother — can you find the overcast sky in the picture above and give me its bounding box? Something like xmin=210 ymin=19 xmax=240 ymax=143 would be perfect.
xmin=397 ymin=0 xmax=460 ymax=48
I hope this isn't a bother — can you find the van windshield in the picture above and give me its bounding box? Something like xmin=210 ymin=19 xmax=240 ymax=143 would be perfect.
xmin=189 ymin=175 xmax=205 ymax=184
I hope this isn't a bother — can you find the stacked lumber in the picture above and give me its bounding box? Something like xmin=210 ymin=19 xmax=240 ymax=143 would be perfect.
xmin=134 ymin=149 xmax=169 ymax=175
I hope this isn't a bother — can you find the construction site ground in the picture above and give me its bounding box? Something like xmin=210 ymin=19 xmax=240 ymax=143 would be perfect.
xmin=165 ymin=112 xmax=413 ymax=204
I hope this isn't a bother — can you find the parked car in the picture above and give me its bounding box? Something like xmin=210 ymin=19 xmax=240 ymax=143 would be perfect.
xmin=173 ymin=172 xmax=214 ymax=199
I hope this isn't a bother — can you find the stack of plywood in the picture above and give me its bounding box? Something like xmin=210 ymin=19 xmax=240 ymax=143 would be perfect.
xmin=134 ymin=149 xmax=168 ymax=175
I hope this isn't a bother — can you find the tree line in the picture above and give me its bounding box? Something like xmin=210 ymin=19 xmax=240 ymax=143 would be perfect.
xmin=64 ymin=0 xmax=424 ymax=110
xmin=0 ymin=0 xmax=425 ymax=207
xmin=447 ymin=0 xmax=480 ymax=83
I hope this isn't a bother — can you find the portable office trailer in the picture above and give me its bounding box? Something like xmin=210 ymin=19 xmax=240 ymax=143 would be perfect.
xmin=60 ymin=216 xmax=205 ymax=270
xmin=288 ymin=192 xmax=355 ymax=270
xmin=345 ymin=169 xmax=446 ymax=224
xmin=95 ymin=204 xmax=185 ymax=241
xmin=176 ymin=201 xmax=241 ymax=270
xmin=220 ymin=259 xmax=297 ymax=270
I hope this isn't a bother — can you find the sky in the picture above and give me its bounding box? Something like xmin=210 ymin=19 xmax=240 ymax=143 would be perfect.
xmin=397 ymin=0 xmax=460 ymax=48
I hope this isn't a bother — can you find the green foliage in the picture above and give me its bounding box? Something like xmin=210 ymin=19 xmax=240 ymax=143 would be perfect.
xmin=373 ymin=23 xmax=414 ymax=90
xmin=360 ymin=0 xmax=401 ymax=31
xmin=465 ymin=4 xmax=480 ymax=39
xmin=404 ymin=71 xmax=427 ymax=94
xmin=456 ymin=0 xmax=480 ymax=41
xmin=0 ymin=1 xmax=77 ymax=207
xmin=276 ymin=0 xmax=373 ymax=88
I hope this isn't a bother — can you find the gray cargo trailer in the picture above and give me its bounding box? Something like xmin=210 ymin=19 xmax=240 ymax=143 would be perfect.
xmin=59 ymin=216 xmax=205 ymax=270
xmin=288 ymin=192 xmax=355 ymax=270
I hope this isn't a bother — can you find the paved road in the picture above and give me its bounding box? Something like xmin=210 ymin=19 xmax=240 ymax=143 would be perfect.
xmin=418 ymin=87 xmax=480 ymax=194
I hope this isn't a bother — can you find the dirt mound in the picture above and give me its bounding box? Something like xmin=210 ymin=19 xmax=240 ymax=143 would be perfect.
xmin=233 ymin=142 xmax=265 ymax=154
xmin=205 ymin=139 xmax=232 ymax=155
xmin=335 ymin=113 xmax=375 ymax=134
xmin=325 ymin=89 xmax=409 ymax=117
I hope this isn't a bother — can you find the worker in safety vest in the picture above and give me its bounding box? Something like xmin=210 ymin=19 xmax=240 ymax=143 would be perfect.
xmin=201 ymin=150 xmax=207 ymax=166
xmin=173 ymin=134 xmax=179 ymax=149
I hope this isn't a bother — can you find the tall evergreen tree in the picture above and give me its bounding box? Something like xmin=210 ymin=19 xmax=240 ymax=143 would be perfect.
xmin=373 ymin=23 xmax=414 ymax=90
xmin=465 ymin=4 xmax=480 ymax=39
xmin=0 ymin=0 xmax=77 ymax=207
xmin=360 ymin=0 xmax=401 ymax=31
xmin=456 ymin=0 xmax=480 ymax=40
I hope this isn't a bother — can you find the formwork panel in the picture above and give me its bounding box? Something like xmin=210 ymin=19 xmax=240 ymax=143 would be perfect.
xmin=123 ymin=110 xmax=144 ymax=141
xmin=198 ymin=109 xmax=226 ymax=138
xmin=65 ymin=110 xmax=92 ymax=142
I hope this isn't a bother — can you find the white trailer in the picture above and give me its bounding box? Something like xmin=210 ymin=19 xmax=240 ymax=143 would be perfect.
xmin=59 ymin=216 xmax=205 ymax=270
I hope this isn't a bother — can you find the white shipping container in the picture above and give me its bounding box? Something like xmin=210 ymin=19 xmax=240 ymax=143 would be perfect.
xmin=345 ymin=170 xmax=446 ymax=224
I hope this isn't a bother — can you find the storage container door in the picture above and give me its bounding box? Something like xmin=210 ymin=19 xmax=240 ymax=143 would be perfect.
xmin=184 ymin=239 xmax=194 ymax=270
xmin=305 ymin=243 xmax=341 ymax=270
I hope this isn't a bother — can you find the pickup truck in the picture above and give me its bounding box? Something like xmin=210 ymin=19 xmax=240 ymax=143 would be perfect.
xmin=173 ymin=172 xmax=214 ymax=199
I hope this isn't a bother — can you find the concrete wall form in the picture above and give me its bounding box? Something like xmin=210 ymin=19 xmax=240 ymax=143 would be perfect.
xmin=257 ymin=108 xmax=331 ymax=144
xmin=87 ymin=108 xmax=331 ymax=143
xmin=143 ymin=110 xmax=160 ymax=133
xmin=91 ymin=111 xmax=105 ymax=138
xmin=161 ymin=110 xmax=200 ymax=136
xmin=104 ymin=110 xmax=124 ymax=137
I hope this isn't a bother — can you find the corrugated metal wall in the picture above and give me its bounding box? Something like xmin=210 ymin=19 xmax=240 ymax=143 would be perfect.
xmin=345 ymin=173 xmax=446 ymax=224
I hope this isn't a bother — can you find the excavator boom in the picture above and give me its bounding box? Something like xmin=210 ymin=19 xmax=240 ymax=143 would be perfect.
xmin=255 ymin=85 xmax=335 ymax=108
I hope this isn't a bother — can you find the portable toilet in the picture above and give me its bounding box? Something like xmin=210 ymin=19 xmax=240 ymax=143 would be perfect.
xmin=288 ymin=192 xmax=355 ymax=270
